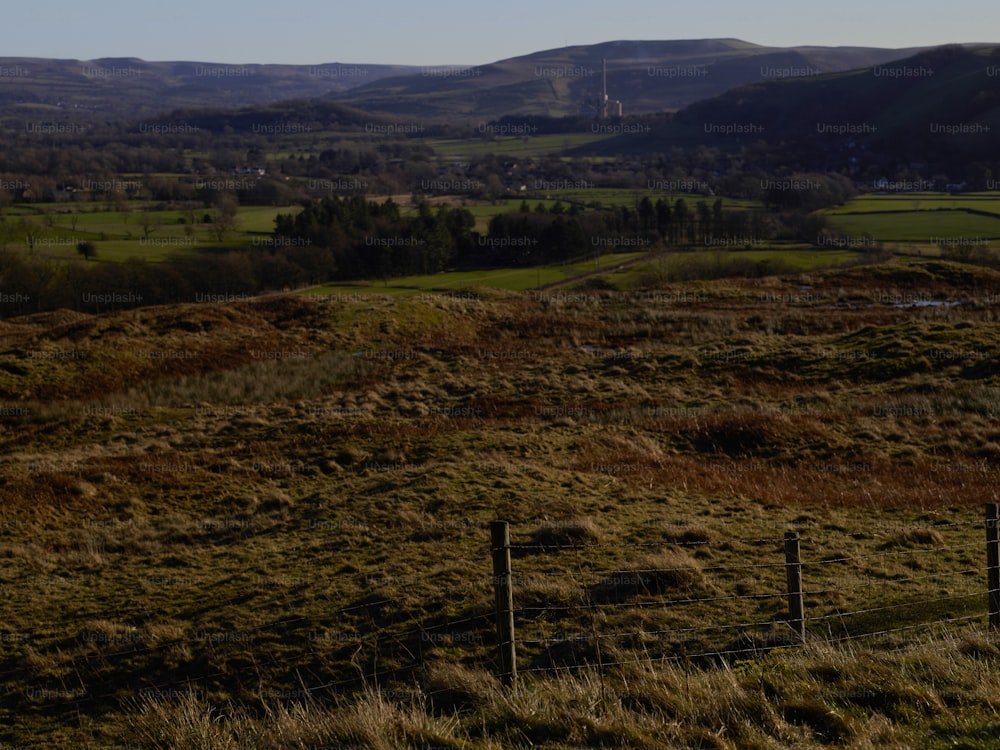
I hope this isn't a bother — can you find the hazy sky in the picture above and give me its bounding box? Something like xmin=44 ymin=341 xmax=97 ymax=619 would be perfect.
xmin=2 ymin=0 xmax=996 ymax=65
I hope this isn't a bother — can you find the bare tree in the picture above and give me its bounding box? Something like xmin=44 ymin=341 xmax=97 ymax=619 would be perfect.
xmin=211 ymin=193 xmax=239 ymax=242
xmin=139 ymin=211 xmax=159 ymax=240
xmin=19 ymin=217 xmax=44 ymax=255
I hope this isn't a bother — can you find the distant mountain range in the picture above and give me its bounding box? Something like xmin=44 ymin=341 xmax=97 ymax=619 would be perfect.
xmin=0 ymin=40 xmax=941 ymax=122
xmin=0 ymin=57 xmax=424 ymax=118
xmin=330 ymin=39 xmax=932 ymax=119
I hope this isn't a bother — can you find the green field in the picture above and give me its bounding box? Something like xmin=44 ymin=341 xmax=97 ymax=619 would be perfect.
xmin=0 ymin=205 xmax=301 ymax=262
xmin=826 ymin=192 xmax=1000 ymax=214
xmin=7 ymin=189 xmax=999 ymax=271
xmin=301 ymin=252 xmax=650 ymax=295
xmin=298 ymin=248 xmax=863 ymax=297
xmin=825 ymin=210 xmax=1000 ymax=244
xmin=237 ymin=205 xmax=304 ymax=233
xmin=822 ymin=192 xmax=1000 ymax=248
xmin=612 ymin=247 xmax=864 ymax=287
xmin=425 ymin=133 xmax=613 ymax=160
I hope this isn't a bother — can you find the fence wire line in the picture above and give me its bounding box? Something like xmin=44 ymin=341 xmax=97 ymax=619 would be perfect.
xmin=10 ymin=513 xmax=1000 ymax=712
xmin=33 ymin=620 xmax=525 ymax=707
xmin=800 ymin=541 xmax=983 ymax=565
xmin=12 ymin=579 xmax=989 ymax=710
xmin=6 ymin=559 xmax=989 ymax=653
xmin=25 ymin=588 xmax=987 ymax=707
xmin=503 ymin=544 xmax=983 ymax=587
xmin=23 ymin=609 xmax=989 ymax=711
xmin=515 ymin=617 xmax=792 ymax=646
xmin=516 ymin=589 xmax=986 ymax=647
xmin=2 ymin=602 xmax=495 ymax=692
xmin=809 ymin=591 xmax=984 ymax=625
xmin=511 ymin=536 xmax=789 ymax=551
xmin=516 ymin=615 xmax=986 ymax=676
xmin=823 ymin=613 xmax=983 ymax=646
xmin=809 ymin=567 xmax=981 ymax=595
xmin=514 ymin=568 xmax=986 ymax=614
xmin=515 ymin=589 xmax=790 ymax=615
xmin=507 ymin=520 xmax=984 ymax=553
xmin=513 ymin=565 xmax=984 ymax=616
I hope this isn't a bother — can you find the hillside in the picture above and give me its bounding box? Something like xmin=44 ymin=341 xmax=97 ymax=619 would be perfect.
xmin=332 ymin=38 xmax=929 ymax=119
xmin=145 ymin=98 xmax=400 ymax=135
xmin=3 ymin=260 xmax=1000 ymax=745
xmin=577 ymin=44 xmax=1000 ymax=176
xmin=0 ymin=57 xmax=425 ymax=119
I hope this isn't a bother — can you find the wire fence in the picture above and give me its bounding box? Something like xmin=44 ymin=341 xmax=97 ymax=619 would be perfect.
xmin=489 ymin=508 xmax=998 ymax=684
xmin=5 ymin=506 xmax=998 ymax=716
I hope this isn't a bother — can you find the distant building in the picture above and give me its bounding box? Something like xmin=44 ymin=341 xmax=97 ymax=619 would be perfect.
xmin=599 ymin=59 xmax=623 ymax=119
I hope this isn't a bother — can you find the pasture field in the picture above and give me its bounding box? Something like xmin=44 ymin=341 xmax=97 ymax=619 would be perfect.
xmin=424 ymin=132 xmax=614 ymax=161
xmin=615 ymin=248 xmax=866 ymax=287
xmin=824 ymin=210 xmax=1000 ymax=244
xmin=301 ymin=252 xmax=650 ymax=295
xmin=0 ymin=205 xmax=301 ymax=261
xmin=2 ymin=258 xmax=1000 ymax=746
xmin=825 ymin=192 xmax=1000 ymax=214
xmin=822 ymin=192 xmax=1000 ymax=248
xmin=299 ymin=248 xmax=866 ymax=298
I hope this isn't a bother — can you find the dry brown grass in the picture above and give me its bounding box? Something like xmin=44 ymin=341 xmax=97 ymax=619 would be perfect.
xmin=118 ymin=628 xmax=1000 ymax=749
xmin=3 ymin=259 xmax=1000 ymax=745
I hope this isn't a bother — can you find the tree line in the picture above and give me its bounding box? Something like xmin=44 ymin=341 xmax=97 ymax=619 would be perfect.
xmin=272 ymin=194 xmax=794 ymax=277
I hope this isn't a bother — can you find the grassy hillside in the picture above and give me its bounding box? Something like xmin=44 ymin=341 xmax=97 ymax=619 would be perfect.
xmin=2 ymin=259 xmax=1000 ymax=746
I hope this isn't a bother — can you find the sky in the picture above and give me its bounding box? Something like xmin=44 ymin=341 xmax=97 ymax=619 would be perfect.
xmin=1 ymin=0 xmax=997 ymax=65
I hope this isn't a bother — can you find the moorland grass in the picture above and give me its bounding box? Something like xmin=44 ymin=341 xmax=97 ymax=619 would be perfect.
xmin=1 ymin=259 xmax=999 ymax=745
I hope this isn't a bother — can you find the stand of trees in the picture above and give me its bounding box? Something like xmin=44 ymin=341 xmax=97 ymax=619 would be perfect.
xmin=274 ymin=196 xmax=475 ymax=278
xmin=272 ymin=195 xmax=794 ymax=277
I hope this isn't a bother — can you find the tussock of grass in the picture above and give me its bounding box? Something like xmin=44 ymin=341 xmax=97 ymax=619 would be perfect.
xmin=593 ymin=549 xmax=709 ymax=604
xmin=422 ymin=661 xmax=498 ymax=715
xmin=877 ymin=528 xmax=946 ymax=549
xmin=526 ymin=515 xmax=602 ymax=550
xmin=661 ymin=523 xmax=717 ymax=546
xmin=124 ymin=688 xmax=466 ymax=750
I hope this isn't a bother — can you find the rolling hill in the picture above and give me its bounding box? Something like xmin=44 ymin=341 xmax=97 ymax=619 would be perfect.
xmin=566 ymin=45 xmax=1000 ymax=177
xmin=332 ymin=38 xmax=930 ymax=119
xmin=0 ymin=57 xmax=428 ymax=118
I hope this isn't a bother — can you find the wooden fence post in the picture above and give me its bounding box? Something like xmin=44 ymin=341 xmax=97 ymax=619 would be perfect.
xmin=784 ymin=531 xmax=806 ymax=644
xmin=987 ymin=504 xmax=1000 ymax=631
xmin=491 ymin=521 xmax=517 ymax=686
